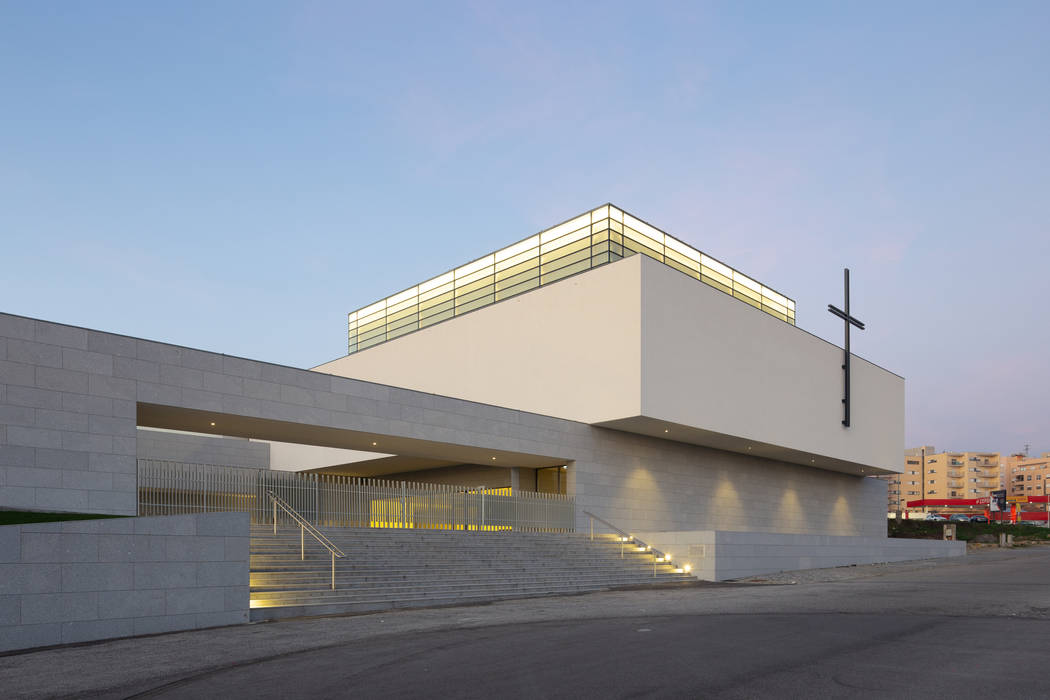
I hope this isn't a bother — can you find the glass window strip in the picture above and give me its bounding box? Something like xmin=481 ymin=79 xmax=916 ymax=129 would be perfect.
xmin=347 ymin=204 xmax=797 ymax=352
xmin=455 ymin=283 xmax=496 ymax=307
xmin=495 ymin=277 xmax=540 ymax=300
xmin=496 ymin=267 xmax=541 ymax=292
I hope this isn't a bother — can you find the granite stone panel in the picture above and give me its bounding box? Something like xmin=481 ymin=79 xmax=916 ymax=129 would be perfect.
xmin=7 ymin=466 xmax=64 ymax=488
xmin=62 ymin=618 xmax=135 ymax=645
xmin=0 ymin=486 xmax=37 ymax=509
xmin=86 ymin=330 xmax=138 ymax=358
xmin=98 ymin=534 xmax=166 ymax=562
xmin=35 ymin=409 xmax=90 ymax=432
xmin=131 ymin=612 xmax=198 ymax=636
xmin=0 ymin=563 xmax=63 ymax=595
xmin=197 ymin=609 xmax=248 ymax=628
xmin=0 ymin=595 xmax=19 ymax=625
xmin=196 ymin=561 xmax=245 ymax=587
xmin=62 ymin=348 xmax=114 ymax=376
xmin=0 ymin=527 xmax=20 ymax=562
xmin=0 ymin=359 xmax=35 ymax=387
xmin=34 ymin=322 xmax=87 ymax=350
xmin=136 ymin=340 xmax=184 ymax=366
xmin=5 ymin=385 xmax=63 ymax=410
xmin=20 ymin=592 xmax=98 ymax=624
xmin=61 ymin=562 xmax=134 ymax=591
xmin=88 ymin=490 xmax=136 ymax=514
xmin=0 ymin=513 xmax=250 ymax=652
xmin=98 ymin=588 xmax=166 ymax=619
xmin=35 ymin=488 xmax=91 ymax=512
xmin=114 ymin=356 xmax=161 ymax=383
xmin=5 ymin=339 xmax=62 ymax=368
xmin=35 ymin=367 xmax=90 ymax=394
xmin=165 ymin=586 xmax=225 ymax=615
xmin=8 ymin=426 xmax=65 ymax=450
xmin=88 ymin=374 xmax=136 ymax=400
xmin=0 ymin=444 xmax=37 ymax=467
xmin=0 ymin=623 xmax=61 ymax=652
xmin=61 ymin=393 xmax=114 ymax=416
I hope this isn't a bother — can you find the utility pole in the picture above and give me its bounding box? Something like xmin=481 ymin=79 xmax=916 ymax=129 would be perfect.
xmin=921 ymin=446 xmax=927 ymax=515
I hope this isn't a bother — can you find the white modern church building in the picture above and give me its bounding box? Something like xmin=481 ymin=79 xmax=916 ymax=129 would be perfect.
xmin=0 ymin=203 xmax=961 ymax=651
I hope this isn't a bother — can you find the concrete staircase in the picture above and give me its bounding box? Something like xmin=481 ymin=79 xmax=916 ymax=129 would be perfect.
xmin=249 ymin=525 xmax=696 ymax=620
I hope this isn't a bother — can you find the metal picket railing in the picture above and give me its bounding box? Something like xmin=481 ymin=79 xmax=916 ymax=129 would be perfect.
xmin=137 ymin=459 xmax=575 ymax=533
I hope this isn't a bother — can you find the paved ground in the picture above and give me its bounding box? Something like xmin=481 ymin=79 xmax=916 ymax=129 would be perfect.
xmin=5 ymin=545 xmax=1050 ymax=699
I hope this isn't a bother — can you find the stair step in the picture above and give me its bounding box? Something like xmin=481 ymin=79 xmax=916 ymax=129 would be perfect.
xmin=247 ymin=526 xmax=695 ymax=614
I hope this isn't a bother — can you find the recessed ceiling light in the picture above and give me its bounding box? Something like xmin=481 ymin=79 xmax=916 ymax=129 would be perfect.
xmin=664 ymin=428 xmax=669 ymax=433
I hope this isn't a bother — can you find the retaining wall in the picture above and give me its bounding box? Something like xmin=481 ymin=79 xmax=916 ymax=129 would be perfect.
xmin=635 ymin=529 xmax=967 ymax=581
xmin=0 ymin=511 xmax=249 ymax=652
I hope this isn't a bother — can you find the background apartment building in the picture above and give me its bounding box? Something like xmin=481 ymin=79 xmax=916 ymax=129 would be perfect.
xmin=876 ymin=447 xmax=1000 ymax=513
xmin=1005 ymin=453 xmax=1050 ymax=500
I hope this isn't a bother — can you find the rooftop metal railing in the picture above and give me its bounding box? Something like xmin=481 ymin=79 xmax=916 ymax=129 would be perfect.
xmin=267 ymin=490 xmax=346 ymax=590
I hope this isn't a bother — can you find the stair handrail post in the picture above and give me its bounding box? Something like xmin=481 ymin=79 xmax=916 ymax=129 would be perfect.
xmin=582 ymin=509 xmax=671 ymax=570
xmin=480 ymin=485 xmax=485 ymax=533
xmin=273 ymin=499 xmax=277 ymax=535
xmin=264 ymin=489 xmax=346 ymax=590
xmin=590 ymin=515 xmax=594 ymax=541
xmin=400 ymin=481 xmax=407 ymax=529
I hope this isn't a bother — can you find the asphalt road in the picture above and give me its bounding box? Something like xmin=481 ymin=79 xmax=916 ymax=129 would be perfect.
xmin=6 ymin=546 xmax=1050 ymax=700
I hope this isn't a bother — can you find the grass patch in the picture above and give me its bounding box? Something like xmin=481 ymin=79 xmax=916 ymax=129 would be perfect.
xmin=888 ymin=519 xmax=1050 ymax=542
xmin=0 ymin=510 xmax=128 ymax=527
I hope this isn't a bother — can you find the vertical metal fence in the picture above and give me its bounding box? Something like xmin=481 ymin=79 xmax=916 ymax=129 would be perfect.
xmin=137 ymin=459 xmax=575 ymax=533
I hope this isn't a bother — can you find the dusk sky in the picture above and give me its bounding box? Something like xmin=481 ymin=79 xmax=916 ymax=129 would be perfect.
xmin=2 ymin=2 xmax=1048 ymax=457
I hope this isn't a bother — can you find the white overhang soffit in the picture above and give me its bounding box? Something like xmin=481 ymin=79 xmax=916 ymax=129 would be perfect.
xmin=591 ymin=416 xmax=894 ymax=476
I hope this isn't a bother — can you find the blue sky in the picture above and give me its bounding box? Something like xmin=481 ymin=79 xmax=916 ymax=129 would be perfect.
xmin=2 ymin=2 xmax=1048 ymax=456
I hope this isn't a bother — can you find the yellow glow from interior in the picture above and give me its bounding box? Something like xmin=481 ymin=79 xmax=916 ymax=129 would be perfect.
xmin=347 ymin=204 xmax=797 ymax=353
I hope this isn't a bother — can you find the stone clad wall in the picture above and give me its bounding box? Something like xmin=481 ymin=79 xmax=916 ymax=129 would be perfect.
xmin=137 ymin=429 xmax=270 ymax=469
xmin=635 ymin=529 xmax=965 ymax=581
xmin=0 ymin=511 xmax=249 ymax=652
xmin=0 ymin=311 xmax=885 ymax=538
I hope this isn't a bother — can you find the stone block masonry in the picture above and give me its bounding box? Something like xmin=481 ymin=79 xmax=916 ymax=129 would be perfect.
xmin=1 ymin=310 xmax=888 ymax=538
xmin=0 ymin=511 xmax=249 ymax=652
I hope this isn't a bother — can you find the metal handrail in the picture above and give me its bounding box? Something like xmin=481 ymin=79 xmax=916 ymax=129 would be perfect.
xmin=266 ymin=490 xmax=345 ymax=590
xmin=582 ymin=510 xmax=674 ymax=576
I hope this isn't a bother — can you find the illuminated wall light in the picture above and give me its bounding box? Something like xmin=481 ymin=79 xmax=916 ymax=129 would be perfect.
xmin=684 ymin=564 xmax=692 ymax=573
xmin=210 ymin=422 xmax=216 ymax=427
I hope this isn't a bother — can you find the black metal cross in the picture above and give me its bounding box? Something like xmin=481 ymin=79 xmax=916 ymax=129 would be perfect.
xmin=827 ymin=268 xmax=865 ymax=427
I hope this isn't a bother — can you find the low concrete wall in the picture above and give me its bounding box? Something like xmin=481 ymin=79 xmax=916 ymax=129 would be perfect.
xmin=635 ymin=530 xmax=966 ymax=581
xmin=0 ymin=511 xmax=249 ymax=652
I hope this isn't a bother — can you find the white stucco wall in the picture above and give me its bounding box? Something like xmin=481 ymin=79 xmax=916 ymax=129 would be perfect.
xmin=639 ymin=255 xmax=904 ymax=472
xmin=314 ymin=258 xmax=643 ymax=425
xmin=315 ymin=255 xmax=904 ymax=473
